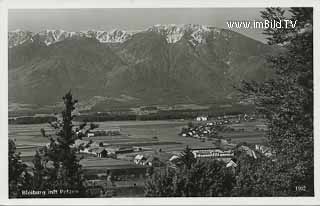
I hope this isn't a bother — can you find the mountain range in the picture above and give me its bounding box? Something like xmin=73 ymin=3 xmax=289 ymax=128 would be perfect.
xmin=8 ymin=24 xmax=277 ymax=112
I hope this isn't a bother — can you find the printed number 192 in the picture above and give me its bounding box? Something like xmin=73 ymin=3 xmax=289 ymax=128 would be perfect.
xmin=295 ymin=186 xmax=306 ymax=192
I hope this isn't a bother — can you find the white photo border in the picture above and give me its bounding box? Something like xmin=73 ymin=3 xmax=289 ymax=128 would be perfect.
xmin=0 ymin=0 xmax=319 ymax=205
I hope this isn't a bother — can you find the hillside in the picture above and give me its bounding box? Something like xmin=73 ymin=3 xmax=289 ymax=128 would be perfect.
xmin=8 ymin=24 xmax=277 ymax=112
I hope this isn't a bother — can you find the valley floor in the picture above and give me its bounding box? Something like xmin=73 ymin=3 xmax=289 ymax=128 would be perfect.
xmin=9 ymin=118 xmax=267 ymax=197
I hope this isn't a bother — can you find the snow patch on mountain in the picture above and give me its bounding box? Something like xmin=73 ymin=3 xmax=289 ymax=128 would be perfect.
xmin=8 ymin=24 xmax=224 ymax=48
xmin=96 ymin=29 xmax=131 ymax=43
xmin=35 ymin=29 xmax=74 ymax=46
xmin=8 ymin=29 xmax=133 ymax=47
xmin=147 ymin=24 xmax=221 ymax=45
xmin=8 ymin=30 xmax=34 ymax=47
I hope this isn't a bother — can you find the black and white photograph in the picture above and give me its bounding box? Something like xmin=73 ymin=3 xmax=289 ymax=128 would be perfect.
xmin=1 ymin=0 xmax=320 ymax=204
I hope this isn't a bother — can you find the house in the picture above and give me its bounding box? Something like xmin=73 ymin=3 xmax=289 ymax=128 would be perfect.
xmin=134 ymin=154 xmax=147 ymax=165
xmin=226 ymin=159 xmax=238 ymax=168
xmin=81 ymin=146 xmax=99 ymax=155
xmin=134 ymin=152 xmax=171 ymax=167
xmin=105 ymin=127 xmax=121 ymax=133
xmin=196 ymin=116 xmax=208 ymax=121
xmin=74 ymin=139 xmax=89 ymax=148
xmin=238 ymin=145 xmax=257 ymax=159
xmin=87 ymin=133 xmax=95 ymax=138
xmin=168 ymin=155 xmax=181 ymax=168
xmin=255 ymin=144 xmax=273 ymax=157
xmin=243 ymin=113 xmax=249 ymax=121
xmin=105 ymin=146 xmax=134 ymax=155
xmin=95 ymin=148 xmax=108 ymax=158
xmin=90 ymin=128 xmax=121 ymax=136
xmin=225 ymin=159 xmax=237 ymax=173
xmin=80 ymin=147 xmax=109 ymax=158
xmin=92 ymin=131 xmax=107 ymax=136
xmin=169 ymin=155 xmax=179 ymax=162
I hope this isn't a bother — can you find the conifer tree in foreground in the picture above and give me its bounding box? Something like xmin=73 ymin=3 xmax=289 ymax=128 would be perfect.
xmin=31 ymin=91 xmax=97 ymax=197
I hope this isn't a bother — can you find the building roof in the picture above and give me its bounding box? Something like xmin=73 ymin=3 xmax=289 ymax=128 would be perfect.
xmin=239 ymin=145 xmax=257 ymax=159
xmin=134 ymin=154 xmax=145 ymax=161
xmin=226 ymin=160 xmax=238 ymax=168
xmin=169 ymin=155 xmax=179 ymax=162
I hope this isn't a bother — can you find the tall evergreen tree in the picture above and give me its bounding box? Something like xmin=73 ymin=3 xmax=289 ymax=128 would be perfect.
xmin=32 ymin=91 xmax=89 ymax=197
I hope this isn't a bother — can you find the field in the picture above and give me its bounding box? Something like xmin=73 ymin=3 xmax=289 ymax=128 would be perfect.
xmin=9 ymin=119 xmax=267 ymax=197
xmin=9 ymin=119 xmax=267 ymax=157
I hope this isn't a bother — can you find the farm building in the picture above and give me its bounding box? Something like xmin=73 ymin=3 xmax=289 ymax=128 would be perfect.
xmin=134 ymin=154 xmax=147 ymax=165
xmin=80 ymin=146 xmax=108 ymax=157
xmin=255 ymin=144 xmax=273 ymax=157
xmin=169 ymin=155 xmax=179 ymax=162
xmin=107 ymin=127 xmax=121 ymax=132
xmin=190 ymin=147 xmax=234 ymax=159
xmin=133 ymin=152 xmax=173 ymax=167
xmin=86 ymin=128 xmax=121 ymax=137
xmin=105 ymin=146 xmax=134 ymax=155
xmin=95 ymin=148 xmax=108 ymax=158
xmin=196 ymin=116 xmax=208 ymax=121
xmin=237 ymin=145 xmax=257 ymax=159
xmin=87 ymin=133 xmax=95 ymax=137
xmin=72 ymin=139 xmax=89 ymax=148
xmin=226 ymin=159 xmax=237 ymax=168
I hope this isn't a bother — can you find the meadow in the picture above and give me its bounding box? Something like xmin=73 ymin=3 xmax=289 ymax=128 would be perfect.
xmin=9 ymin=119 xmax=267 ymax=158
xmin=9 ymin=119 xmax=267 ymax=197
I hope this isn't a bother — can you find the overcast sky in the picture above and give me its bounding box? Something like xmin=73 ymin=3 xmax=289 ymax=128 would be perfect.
xmin=9 ymin=8 xmax=272 ymax=43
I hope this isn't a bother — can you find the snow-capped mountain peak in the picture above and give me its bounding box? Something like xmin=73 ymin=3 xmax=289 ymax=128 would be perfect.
xmin=95 ymin=29 xmax=131 ymax=43
xmin=147 ymin=24 xmax=220 ymax=44
xmin=8 ymin=24 xmax=223 ymax=48
xmin=35 ymin=29 xmax=73 ymax=46
xmin=8 ymin=30 xmax=34 ymax=47
xmin=8 ymin=29 xmax=133 ymax=47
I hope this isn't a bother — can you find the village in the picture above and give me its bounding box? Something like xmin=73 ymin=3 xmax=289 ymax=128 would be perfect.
xmin=55 ymin=113 xmax=273 ymax=197
xmin=10 ymin=110 xmax=274 ymax=197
